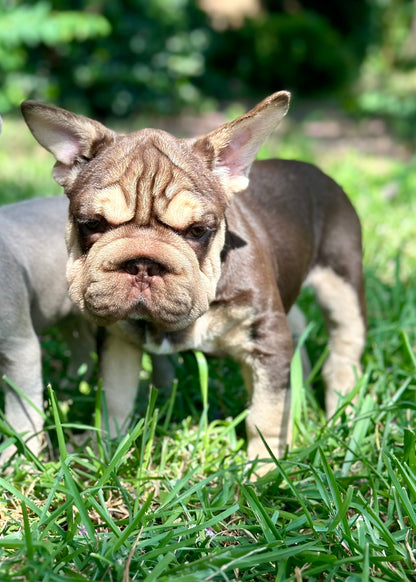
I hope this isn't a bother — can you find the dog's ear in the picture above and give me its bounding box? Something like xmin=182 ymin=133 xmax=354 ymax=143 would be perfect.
xmin=21 ymin=101 xmax=115 ymax=188
xmin=192 ymin=91 xmax=290 ymax=195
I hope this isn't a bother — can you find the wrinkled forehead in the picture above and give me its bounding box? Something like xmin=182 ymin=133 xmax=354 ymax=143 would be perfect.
xmin=69 ymin=129 xmax=225 ymax=228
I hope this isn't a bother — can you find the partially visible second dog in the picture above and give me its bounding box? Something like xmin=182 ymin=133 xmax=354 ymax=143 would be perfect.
xmin=0 ymin=196 xmax=96 ymax=462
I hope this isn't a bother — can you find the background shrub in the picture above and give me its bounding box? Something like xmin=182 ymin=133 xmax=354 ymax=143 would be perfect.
xmin=0 ymin=0 xmax=386 ymax=119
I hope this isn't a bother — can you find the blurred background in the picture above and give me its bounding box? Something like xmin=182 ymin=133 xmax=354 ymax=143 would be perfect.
xmin=0 ymin=0 xmax=415 ymax=134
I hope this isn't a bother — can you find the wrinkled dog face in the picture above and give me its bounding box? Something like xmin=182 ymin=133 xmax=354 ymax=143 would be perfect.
xmin=21 ymin=92 xmax=290 ymax=330
xmin=64 ymin=130 xmax=228 ymax=329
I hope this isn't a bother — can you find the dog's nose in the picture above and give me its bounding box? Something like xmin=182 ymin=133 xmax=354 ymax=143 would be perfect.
xmin=121 ymin=258 xmax=166 ymax=278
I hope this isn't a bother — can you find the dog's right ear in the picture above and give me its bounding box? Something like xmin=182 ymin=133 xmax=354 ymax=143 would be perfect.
xmin=191 ymin=91 xmax=290 ymax=197
xmin=21 ymin=101 xmax=115 ymax=188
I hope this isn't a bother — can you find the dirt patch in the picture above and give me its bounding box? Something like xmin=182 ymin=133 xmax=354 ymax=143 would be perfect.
xmin=292 ymin=105 xmax=411 ymax=161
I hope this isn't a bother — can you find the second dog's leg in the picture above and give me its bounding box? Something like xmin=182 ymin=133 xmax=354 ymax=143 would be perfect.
xmin=1 ymin=335 xmax=45 ymax=462
xmin=99 ymin=329 xmax=142 ymax=437
xmin=306 ymin=266 xmax=366 ymax=417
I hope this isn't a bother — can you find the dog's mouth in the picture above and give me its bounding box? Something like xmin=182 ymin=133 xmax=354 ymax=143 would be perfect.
xmin=83 ymin=262 xmax=187 ymax=328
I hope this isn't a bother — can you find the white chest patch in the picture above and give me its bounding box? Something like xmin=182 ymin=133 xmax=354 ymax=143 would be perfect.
xmin=142 ymin=303 xmax=255 ymax=359
xmin=143 ymin=335 xmax=177 ymax=355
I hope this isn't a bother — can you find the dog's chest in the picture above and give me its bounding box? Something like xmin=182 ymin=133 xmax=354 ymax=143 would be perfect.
xmin=120 ymin=302 xmax=255 ymax=360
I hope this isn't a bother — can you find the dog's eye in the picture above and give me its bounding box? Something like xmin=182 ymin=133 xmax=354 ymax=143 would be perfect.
xmin=80 ymin=218 xmax=106 ymax=233
xmin=85 ymin=220 xmax=101 ymax=231
xmin=77 ymin=217 xmax=109 ymax=251
xmin=186 ymin=225 xmax=209 ymax=240
xmin=77 ymin=216 xmax=109 ymax=252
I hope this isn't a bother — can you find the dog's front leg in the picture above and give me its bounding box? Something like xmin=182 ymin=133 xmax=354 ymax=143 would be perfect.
xmin=1 ymin=335 xmax=45 ymax=462
xmin=241 ymin=314 xmax=293 ymax=471
xmin=99 ymin=327 xmax=142 ymax=438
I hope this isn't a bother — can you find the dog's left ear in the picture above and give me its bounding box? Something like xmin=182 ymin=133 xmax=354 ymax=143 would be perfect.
xmin=192 ymin=91 xmax=290 ymax=195
xmin=21 ymin=101 xmax=115 ymax=188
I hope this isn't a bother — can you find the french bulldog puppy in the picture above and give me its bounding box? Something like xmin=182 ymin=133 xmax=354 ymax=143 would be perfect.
xmin=21 ymin=92 xmax=366 ymax=468
xmin=0 ymin=196 xmax=96 ymax=462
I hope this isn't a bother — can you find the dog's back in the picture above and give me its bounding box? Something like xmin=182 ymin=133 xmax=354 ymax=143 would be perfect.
xmin=227 ymin=158 xmax=364 ymax=316
xmin=0 ymin=196 xmax=74 ymax=331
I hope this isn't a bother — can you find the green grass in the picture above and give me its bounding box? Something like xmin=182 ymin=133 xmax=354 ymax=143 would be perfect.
xmin=1 ymin=109 xmax=416 ymax=580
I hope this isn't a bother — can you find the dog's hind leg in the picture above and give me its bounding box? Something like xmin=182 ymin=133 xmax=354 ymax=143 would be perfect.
xmin=305 ymin=265 xmax=366 ymax=417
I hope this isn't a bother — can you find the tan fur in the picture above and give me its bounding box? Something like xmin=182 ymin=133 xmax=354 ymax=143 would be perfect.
xmin=92 ymin=185 xmax=135 ymax=225
xmin=162 ymin=192 xmax=208 ymax=231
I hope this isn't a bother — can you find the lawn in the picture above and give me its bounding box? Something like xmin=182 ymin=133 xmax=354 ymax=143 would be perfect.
xmin=0 ymin=104 xmax=416 ymax=581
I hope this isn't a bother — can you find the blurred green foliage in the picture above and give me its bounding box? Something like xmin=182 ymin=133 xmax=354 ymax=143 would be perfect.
xmin=356 ymin=0 xmax=416 ymax=137
xmin=204 ymin=12 xmax=357 ymax=99
xmin=0 ymin=0 xmax=415 ymax=123
xmin=41 ymin=0 xmax=215 ymax=116
xmin=0 ymin=0 xmax=111 ymax=112
xmin=0 ymin=0 xmax=215 ymax=117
